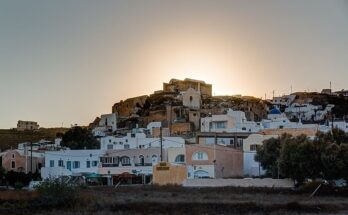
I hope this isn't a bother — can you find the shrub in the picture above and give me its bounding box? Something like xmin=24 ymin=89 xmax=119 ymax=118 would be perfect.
xmin=14 ymin=181 xmax=24 ymax=189
xmin=35 ymin=179 xmax=78 ymax=208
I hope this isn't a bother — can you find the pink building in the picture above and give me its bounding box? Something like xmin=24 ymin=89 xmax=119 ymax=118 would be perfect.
xmin=185 ymin=144 xmax=243 ymax=179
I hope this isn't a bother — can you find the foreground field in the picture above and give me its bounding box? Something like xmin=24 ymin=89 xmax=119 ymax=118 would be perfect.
xmin=1 ymin=185 xmax=348 ymax=215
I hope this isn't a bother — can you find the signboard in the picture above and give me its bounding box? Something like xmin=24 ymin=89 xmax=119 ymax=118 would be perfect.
xmin=156 ymin=162 xmax=170 ymax=171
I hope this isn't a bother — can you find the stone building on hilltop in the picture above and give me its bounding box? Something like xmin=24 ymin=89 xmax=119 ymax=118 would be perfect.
xmin=163 ymin=78 xmax=212 ymax=98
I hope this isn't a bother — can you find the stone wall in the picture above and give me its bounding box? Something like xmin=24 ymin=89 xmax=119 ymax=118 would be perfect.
xmin=163 ymin=78 xmax=212 ymax=98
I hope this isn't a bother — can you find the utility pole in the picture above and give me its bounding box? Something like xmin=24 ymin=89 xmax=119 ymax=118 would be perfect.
xmin=30 ymin=142 xmax=33 ymax=180
xmin=330 ymin=81 xmax=332 ymax=93
xmin=160 ymin=127 xmax=163 ymax=161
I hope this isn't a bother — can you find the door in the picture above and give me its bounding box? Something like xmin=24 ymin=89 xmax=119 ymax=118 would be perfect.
xmin=67 ymin=161 xmax=71 ymax=171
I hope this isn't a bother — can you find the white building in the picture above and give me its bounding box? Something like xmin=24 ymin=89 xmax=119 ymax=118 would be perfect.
xmin=18 ymin=138 xmax=62 ymax=151
xmin=243 ymin=134 xmax=277 ymax=177
xmin=319 ymin=120 xmax=348 ymax=133
xmin=271 ymin=95 xmax=296 ymax=108
xmin=92 ymin=113 xmax=117 ymax=136
xmin=261 ymin=108 xmax=318 ymax=130
xmin=201 ymin=109 xmax=262 ymax=133
xmin=100 ymin=131 xmax=185 ymax=151
xmin=285 ymin=103 xmax=334 ymax=121
xmin=41 ymin=149 xmax=103 ymax=179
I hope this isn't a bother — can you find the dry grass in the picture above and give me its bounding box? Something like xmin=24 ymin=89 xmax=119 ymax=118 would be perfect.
xmin=1 ymin=186 xmax=348 ymax=215
xmin=0 ymin=128 xmax=68 ymax=150
xmin=0 ymin=190 xmax=38 ymax=201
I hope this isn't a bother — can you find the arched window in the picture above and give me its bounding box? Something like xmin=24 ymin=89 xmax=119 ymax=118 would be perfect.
xmin=192 ymin=151 xmax=208 ymax=161
xmin=174 ymin=154 xmax=185 ymax=163
xmin=194 ymin=170 xmax=210 ymax=178
xmin=121 ymin=156 xmax=131 ymax=166
xmin=151 ymin=155 xmax=158 ymax=164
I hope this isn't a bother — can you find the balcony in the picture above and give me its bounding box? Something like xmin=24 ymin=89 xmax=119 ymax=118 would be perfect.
xmin=101 ymin=163 xmax=119 ymax=167
xmin=134 ymin=163 xmax=153 ymax=167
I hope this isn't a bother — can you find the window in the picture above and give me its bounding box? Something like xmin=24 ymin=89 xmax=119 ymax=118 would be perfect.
xmin=124 ymin=144 xmax=130 ymax=149
xmin=109 ymin=139 xmax=111 ymax=143
xmin=92 ymin=161 xmax=98 ymax=167
xmin=174 ymin=154 xmax=185 ymax=163
xmin=242 ymin=127 xmax=246 ymax=131
xmin=107 ymin=144 xmax=113 ymax=150
xmin=192 ymin=152 xmax=208 ymax=161
xmin=12 ymin=154 xmax=15 ymax=159
xmin=215 ymin=121 xmax=226 ymax=129
xmin=58 ymin=160 xmax=64 ymax=167
xmin=151 ymin=155 xmax=158 ymax=164
xmin=189 ymin=96 xmax=193 ymax=102
xmin=86 ymin=160 xmax=91 ymax=168
xmin=139 ymin=155 xmax=145 ymax=165
xmin=112 ymin=157 xmax=119 ymax=164
xmin=73 ymin=161 xmax=80 ymax=169
xmin=50 ymin=160 xmax=54 ymax=167
xmin=279 ymin=125 xmax=284 ymax=129
xmin=250 ymin=144 xmax=259 ymax=151
xmin=121 ymin=156 xmax=130 ymax=165
xmin=11 ymin=161 xmax=15 ymax=169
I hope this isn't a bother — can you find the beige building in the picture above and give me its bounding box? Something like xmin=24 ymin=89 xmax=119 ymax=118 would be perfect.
xmin=153 ymin=162 xmax=187 ymax=185
xmin=17 ymin=120 xmax=39 ymax=131
xmin=182 ymin=88 xmax=201 ymax=109
xmin=167 ymin=147 xmax=185 ymax=164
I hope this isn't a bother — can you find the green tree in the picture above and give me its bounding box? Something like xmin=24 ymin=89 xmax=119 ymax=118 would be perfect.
xmin=280 ymin=136 xmax=321 ymax=183
xmin=61 ymin=126 xmax=99 ymax=149
xmin=315 ymin=128 xmax=348 ymax=145
xmin=255 ymin=134 xmax=288 ymax=178
xmin=321 ymin=143 xmax=344 ymax=180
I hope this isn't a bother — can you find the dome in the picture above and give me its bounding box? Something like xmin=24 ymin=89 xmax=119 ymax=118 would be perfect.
xmin=269 ymin=108 xmax=281 ymax=115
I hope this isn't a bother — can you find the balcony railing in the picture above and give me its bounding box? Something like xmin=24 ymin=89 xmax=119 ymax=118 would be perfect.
xmin=134 ymin=163 xmax=152 ymax=167
xmin=101 ymin=163 xmax=119 ymax=167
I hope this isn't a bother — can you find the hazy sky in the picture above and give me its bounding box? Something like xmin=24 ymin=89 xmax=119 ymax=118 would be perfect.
xmin=0 ymin=0 xmax=347 ymax=128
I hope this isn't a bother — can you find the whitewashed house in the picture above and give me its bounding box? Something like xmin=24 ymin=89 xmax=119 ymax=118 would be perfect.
xmin=271 ymin=95 xmax=296 ymax=109
xmin=92 ymin=113 xmax=117 ymax=136
xmin=285 ymin=103 xmax=334 ymax=121
xmin=201 ymin=109 xmax=262 ymax=133
xmin=100 ymin=130 xmax=185 ymax=150
xmin=41 ymin=149 xmax=103 ymax=179
xmin=261 ymin=108 xmax=318 ymax=130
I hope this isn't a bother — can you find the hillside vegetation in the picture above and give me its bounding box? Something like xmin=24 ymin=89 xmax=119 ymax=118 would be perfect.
xmin=0 ymin=128 xmax=69 ymax=151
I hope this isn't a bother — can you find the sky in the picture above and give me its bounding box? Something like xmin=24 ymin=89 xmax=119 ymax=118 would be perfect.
xmin=0 ymin=0 xmax=347 ymax=129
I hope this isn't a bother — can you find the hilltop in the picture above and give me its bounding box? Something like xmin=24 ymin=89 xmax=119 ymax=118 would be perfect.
xmin=0 ymin=128 xmax=69 ymax=151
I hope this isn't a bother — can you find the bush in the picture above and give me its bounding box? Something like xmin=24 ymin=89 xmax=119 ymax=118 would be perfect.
xmin=35 ymin=179 xmax=78 ymax=207
xmin=14 ymin=181 xmax=24 ymax=189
